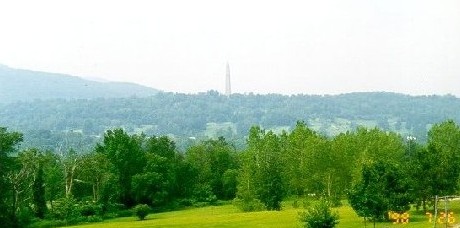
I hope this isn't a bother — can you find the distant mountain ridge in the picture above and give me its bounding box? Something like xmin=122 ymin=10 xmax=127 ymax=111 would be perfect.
xmin=1 ymin=90 xmax=459 ymax=152
xmin=0 ymin=64 xmax=159 ymax=103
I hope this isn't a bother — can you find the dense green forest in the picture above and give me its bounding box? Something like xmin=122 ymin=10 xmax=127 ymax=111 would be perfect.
xmin=1 ymin=120 xmax=459 ymax=227
xmin=1 ymin=91 xmax=459 ymax=151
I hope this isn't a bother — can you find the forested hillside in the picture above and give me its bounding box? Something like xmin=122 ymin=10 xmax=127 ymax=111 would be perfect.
xmin=0 ymin=64 xmax=158 ymax=103
xmin=0 ymin=91 xmax=458 ymax=151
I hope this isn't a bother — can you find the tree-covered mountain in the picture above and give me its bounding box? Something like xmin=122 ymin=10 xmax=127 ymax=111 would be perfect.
xmin=0 ymin=91 xmax=459 ymax=151
xmin=0 ymin=64 xmax=159 ymax=103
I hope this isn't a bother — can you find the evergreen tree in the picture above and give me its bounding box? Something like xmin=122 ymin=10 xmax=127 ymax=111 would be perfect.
xmin=33 ymin=163 xmax=47 ymax=218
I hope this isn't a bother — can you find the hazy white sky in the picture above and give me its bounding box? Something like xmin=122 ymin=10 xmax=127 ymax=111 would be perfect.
xmin=0 ymin=0 xmax=459 ymax=95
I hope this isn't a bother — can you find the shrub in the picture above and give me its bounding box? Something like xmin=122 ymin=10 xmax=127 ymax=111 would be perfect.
xmin=50 ymin=197 xmax=79 ymax=221
xmin=17 ymin=207 xmax=35 ymax=227
xmin=193 ymin=202 xmax=210 ymax=208
xmin=299 ymin=200 xmax=339 ymax=228
xmin=232 ymin=198 xmax=265 ymax=212
xmin=302 ymin=198 xmax=312 ymax=209
xmin=177 ymin=198 xmax=195 ymax=207
xmin=329 ymin=196 xmax=342 ymax=208
xmin=133 ymin=204 xmax=150 ymax=220
xmin=117 ymin=209 xmax=133 ymax=217
xmin=292 ymin=199 xmax=300 ymax=208
xmin=79 ymin=202 xmax=103 ymax=217
xmin=103 ymin=202 xmax=126 ymax=214
xmin=28 ymin=219 xmax=67 ymax=228
xmin=102 ymin=212 xmax=118 ymax=219
xmin=192 ymin=184 xmax=217 ymax=203
xmin=85 ymin=215 xmax=103 ymax=223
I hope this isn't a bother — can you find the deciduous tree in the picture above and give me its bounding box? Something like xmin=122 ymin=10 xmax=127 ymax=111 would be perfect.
xmin=96 ymin=129 xmax=145 ymax=207
xmin=0 ymin=127 xmax=23 ymax=227
xmin=236 ymin=126 xmax=284 ymax=211
xmin=348 ymin=161 xmax=411 ymax=228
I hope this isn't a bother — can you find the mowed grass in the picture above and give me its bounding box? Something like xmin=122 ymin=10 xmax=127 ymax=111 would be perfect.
xmin=67 ymin=203 xmax=300 ymax=228
xmin=67 ymin=200 xmax=460 ymax=228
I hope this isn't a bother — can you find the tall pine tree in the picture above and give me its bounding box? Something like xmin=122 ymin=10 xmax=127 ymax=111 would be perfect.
xmin=33 ymin=162 xmax=47 ymax=218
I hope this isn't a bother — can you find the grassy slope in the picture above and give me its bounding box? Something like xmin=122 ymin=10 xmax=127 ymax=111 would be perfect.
xmin=67 ymin=200 xmax=460 ymax=228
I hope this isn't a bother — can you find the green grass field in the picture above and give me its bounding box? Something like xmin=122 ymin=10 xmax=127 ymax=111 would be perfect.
xmin=67 ymin=200 xmax=460 ymax=228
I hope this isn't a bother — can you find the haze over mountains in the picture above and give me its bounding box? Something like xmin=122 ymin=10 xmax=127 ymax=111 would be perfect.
xmin=1 ymin=64 xmax=459 ymax=152
xmin=0 ymin=64 xmax=159 ymax=103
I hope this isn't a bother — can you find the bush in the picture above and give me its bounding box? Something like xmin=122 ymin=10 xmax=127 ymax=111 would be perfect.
xmin=28 ymin=219 xmax=67 ymax=228
xmin=193 ymin=201 xmax=210 ymax=208
xmin=133 ymin=204 xmax=150 ymax=220
xmin=299 ymin=200 xmax=339 ymax=228
xmin=302 ymin=198 xmax=312 ymax=209
xmin=177 ymin=198 xmax=195 ymax=207
xmin=79 ymin=202 xmax=103 ymax=217
xmin=192 ymin=184 xmax=217 ymax=203
xmin=232 ymin=198 xmax=265 ymax=212
xmin=50 ymin=197 xmax=79 ymax=221
xmin=17 ymin=207 xmax=35 ymax=227
xmin=329 ymin=196 xmax=342 ymax=208
xmin=117 ymin=209 xmax=134 ymax=217
xmin=292 ymin=200 xmax=299 ymax=208
xmin=49 ymin=197 xmax=101 ymax=226
xmin=103 ymin=202 xmax=126 ymax=214
xmin=102 ymin=212 xmax=118 ymax=219
xmin=85 ymin=215 xmax=103 ymax=223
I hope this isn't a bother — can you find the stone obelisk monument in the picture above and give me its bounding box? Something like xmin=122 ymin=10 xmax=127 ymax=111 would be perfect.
xmin=225 ymin=62 xmax=231 ymax=96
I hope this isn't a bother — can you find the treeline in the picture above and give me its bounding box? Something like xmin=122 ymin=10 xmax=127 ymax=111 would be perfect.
xmin=1 ymin=92 xmax=460 ymax=151
xmin=1 ymin=120 xmax=460 ymax=227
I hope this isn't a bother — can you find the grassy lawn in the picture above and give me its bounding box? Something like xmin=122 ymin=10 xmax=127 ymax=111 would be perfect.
xmin=67 ymin=200 xmax=460 ymax=228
